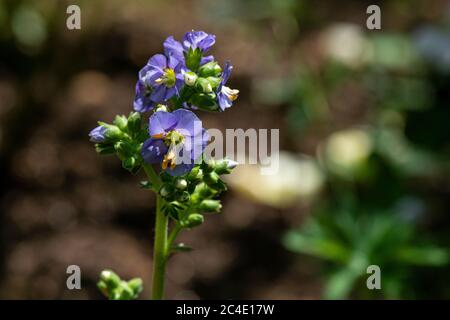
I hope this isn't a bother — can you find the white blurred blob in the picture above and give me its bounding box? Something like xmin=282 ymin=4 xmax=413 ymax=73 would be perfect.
xmin=321 ymin=23 xmax=371 ymax=68
xmin=322 ymin=128 xmax=373 ymax=174
xmin=225 ymin=152 xmax=325 ymax=208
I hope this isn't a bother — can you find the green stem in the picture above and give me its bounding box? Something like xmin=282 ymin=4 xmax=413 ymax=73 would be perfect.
xmin=166 ymin=223 xmax=183 ymax=256
xmin=142 ymin=164 xmax=167 ymax=300
xmin=151 ymin=194 xmax=168 ymax=300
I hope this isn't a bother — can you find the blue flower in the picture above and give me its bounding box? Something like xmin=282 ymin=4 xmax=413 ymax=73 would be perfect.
xmin=217 ymin=62 xmax=239 ymax=111
xmin=89 ymin=125 xmax=107 ymax=143
xmin=142 ymin=109 xmax=208 ymax=176
xmin=164 ymin=30 xmax=216 ymax=66
xmin=133 ymin=53 xmax=184 ymax=112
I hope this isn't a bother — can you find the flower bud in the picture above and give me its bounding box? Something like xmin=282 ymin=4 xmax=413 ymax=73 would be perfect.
xmin=204 ymin=171 xmax=220 ymax=185
xmin=127 ymin=112 xmax=142 ymax=133
xmin=113 ymin=115 xmax=128 ymax=131
xmin=214 ymin=158 xmax=238 ymax=174
xmin=198 ymin=61 xmax=222 ymax=77
xmin=95 ymin=143 xmax=115 ymax=155
xmin=176 ymin=191 xmax=190 ymax=202
xmin=190 ymin=93 xmax=219 ymax=111
xmin=196 ymin=77 xmax=213 ymax=93
xmin=175 ymin=179 xmax=188 ymax=190
xmin=120 ymin=281 xmax=135 ymax=300
xmin=127 ymin=278 xmax=143 ymax=296
xmin=115 ymin=141 xmax=134 ymax=158
xmin=187 ymin=167 xmax=203 ymax=180
xmin=160 ymin=185 xmax=171 ymax=197
xmin=207 ymin=76 xmax=221 ymax=89
xmin=185 ymin=213 xmax=204 ymax=228
xmin=184 ymin=71 xmax=198 ymax=86
xmin=100 ymin=270 xmax=121 ymax=288
xmin=199 ymin=199 xmax=222 ymax=213
xmin=102 ymin=124 xmax=123 ymax=140
xmin=122 ymin=157 xmax=136 ymax=171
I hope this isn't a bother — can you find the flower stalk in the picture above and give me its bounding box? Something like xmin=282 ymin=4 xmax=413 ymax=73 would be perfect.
xmin=91 ymin=30 xmax=239 ymax=300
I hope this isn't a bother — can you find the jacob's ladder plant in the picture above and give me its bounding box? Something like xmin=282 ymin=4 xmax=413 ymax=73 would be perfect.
xmin=89 ymin=30 xmax=239 ymax=300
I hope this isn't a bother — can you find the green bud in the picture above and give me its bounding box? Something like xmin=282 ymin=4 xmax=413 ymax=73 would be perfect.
xmin=184 ymin=213 xmax=204 ymax=228
xmin=95 ymin=143 xmax=116 ymax=155
xmin=196 ymin=77 xmax=213 ymax=93
xmin=204 ymin=171 xmax=220 ymax=185
xmin=214 ymin=159 xmax=238 ymax=174
xmin=115 ymin=141 xmax=135 ymax=158
xmin=207 ymin=76 xmax=221 ymax=89
xmin=128 ymin=278 xmax=143 ymax=297
xmin=100 ymin=270 xmax=121 ymax=288
xmin=175 ymin=179 xmax=188 ymax=190
xmin=127 ymin=112 xmax=142 ymax=133
xmin=198 ymin=61 xmax=222 ymax=77
xmin=184 ymin=71 xmax=198 ymax=86
xmin=122 ymin=157 xmax=136 ymax=171
xmin=177 ymin=191 xmax=190 ymax=202
xmin=97 ymin=280 xmax=109 ymax=297
xmin=195 ymin=182 xmax=214 ymax=198
xmin=190 ymin=93 xmax=219 ymax=112
xmin=187 ymin=166 xmax=202 ymax=180
xmin=160 ymin=185 xmax=172 ymax=197
xmin=119 ymin=281 xmax=134 ymax=300
xmin=102 ymin=124 xmax=122 ymax=140
xmin=113 ymin=115 xmax=128 ymax=131
xmin=199 ymin=199 xmax=222 ymax=213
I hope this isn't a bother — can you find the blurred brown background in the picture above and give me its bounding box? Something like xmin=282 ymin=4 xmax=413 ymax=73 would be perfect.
xmin=0 ymin=0 xmax=449 ymax=299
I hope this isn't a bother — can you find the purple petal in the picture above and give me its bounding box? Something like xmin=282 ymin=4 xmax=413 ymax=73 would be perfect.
xmin=182 ymin=30 xmax=216 ymax=52
xmin=148 ymin=54 xmax=167 ymax=69
xmin=218 ymin=92 xmax=232 ymax=111
xmin=141 ymin=138 xmax=168 ymax=164
xmin=167 ymin=53 xmax=181 ymax=70
xmin=197 ymin=34 xmax=216 ymax=52
xmin=172 ymin=109 xmax=202 ymax=137
xmin=133 ymin=81 xmax=154 ymax=112
xmin=149 ymin=111 xmax=178 ymax=137
xmin=200 ymin=55 xmax=214 ymax=65
xmin=164 ymin=86 xmax=177 ymax=100
xmin=163 ymin=36 xmax=184 ymax=61
xmin=221 ymin=61 xmax=233 ymax=85
xmin=150 ymin=84 xmax=166 ymax=102
xmin=89 ymin=126 xmax=106 ymax=143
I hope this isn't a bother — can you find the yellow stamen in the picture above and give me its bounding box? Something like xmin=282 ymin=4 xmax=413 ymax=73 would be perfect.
xmin=162 ymin=151 xmax=176 ymax=170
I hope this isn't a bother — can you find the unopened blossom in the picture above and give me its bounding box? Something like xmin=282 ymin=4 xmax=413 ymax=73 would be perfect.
xmin=89 ymin=125 xmax=107 ymax=143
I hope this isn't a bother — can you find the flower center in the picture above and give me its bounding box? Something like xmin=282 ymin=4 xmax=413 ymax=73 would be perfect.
xmin=155 ymin=68 xmax=176 ymax=87
xmin=221 ymin=86 xmax=239 ymax=101
xmin=164 ymin=130 xmax=185 ymax=146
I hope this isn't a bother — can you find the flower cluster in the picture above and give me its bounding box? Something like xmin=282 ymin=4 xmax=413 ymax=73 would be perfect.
xmin=88 ymin=30 xmax=239 ymax=300
xmin=133 ymin=30 xmax=239 ymax=113
xmin=97 ymin=270 xmax=143 ymax=300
